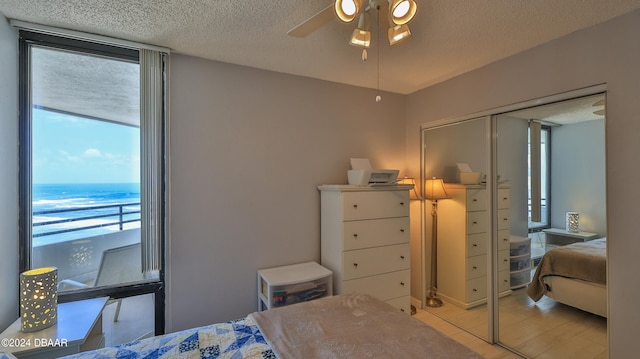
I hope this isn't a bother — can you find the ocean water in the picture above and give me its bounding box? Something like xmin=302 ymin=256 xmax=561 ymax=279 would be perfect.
xmin=33 ymin=183 xmax=141 ymax=245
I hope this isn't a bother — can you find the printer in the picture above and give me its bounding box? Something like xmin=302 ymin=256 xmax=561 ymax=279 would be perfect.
xmin=347 ymin=158 xmax=399 ymax=185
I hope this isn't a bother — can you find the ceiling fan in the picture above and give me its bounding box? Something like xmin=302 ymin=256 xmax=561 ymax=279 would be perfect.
xmin=288 ymin=0 xmax=418 ymax=48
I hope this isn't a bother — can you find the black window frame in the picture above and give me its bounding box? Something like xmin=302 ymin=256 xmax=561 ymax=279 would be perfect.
xmin=18 ymin=30 xmax=165 ymax=335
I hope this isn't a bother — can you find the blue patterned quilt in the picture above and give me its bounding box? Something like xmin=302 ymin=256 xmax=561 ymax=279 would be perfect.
xmin=62 ymin=316 xmax=276 ymax=359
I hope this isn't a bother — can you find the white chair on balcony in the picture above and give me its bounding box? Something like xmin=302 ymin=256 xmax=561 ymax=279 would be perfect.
xmin=58 ymin=243 xmax=145 ymax=322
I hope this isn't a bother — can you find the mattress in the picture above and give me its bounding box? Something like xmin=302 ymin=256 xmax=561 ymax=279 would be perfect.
xmin=60 ymin=293 xmax=482 ymax=359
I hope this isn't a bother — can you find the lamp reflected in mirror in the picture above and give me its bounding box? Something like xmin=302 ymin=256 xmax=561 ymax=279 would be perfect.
xmin=425 ymin=178 xmax=449 ymax=307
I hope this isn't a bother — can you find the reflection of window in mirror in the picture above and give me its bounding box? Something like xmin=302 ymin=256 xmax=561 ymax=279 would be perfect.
xmin=528 ymin=124 xmax=550 ymax=230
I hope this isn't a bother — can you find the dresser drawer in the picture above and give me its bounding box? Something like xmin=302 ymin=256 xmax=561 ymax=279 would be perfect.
xmin=497 ymin=230 xmax=510 ymax=251
xmin=498 ymin=209 xmax=510 ymax=230
xmin=385 ymin=296 xmax=411 ymax=314
xmin=497 ymin=188 xmax=510 ymax=209
xmin=342 ymin=191 xmax=410 ymax=221
xmin=498 ymin=249 xmax=510 ymax=272
xmin=466 ymin=276 xmax=487 ymax=302
xmin=466 ymin=188 xmax=486 ymax=211
xmin=498 ymin=270 xmax=511 ymax=292
xmin=342 ymin=270 xmax=409 ymax=300
xmin=466 ymin=211 xmax=487 ymax=234
xmin=466 ymin=233 xmax=487 ymax=257
xmin=342 ymin=244 xmax=409 ymax=280
xmin=343 ymin=217 xmax=409 ymax=250
xmin=467 ymin=255 xmax=487 ymax=279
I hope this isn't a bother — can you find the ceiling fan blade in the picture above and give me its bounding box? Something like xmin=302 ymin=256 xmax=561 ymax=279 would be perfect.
xmin=287 ymin=4 xmax=335 ymax=38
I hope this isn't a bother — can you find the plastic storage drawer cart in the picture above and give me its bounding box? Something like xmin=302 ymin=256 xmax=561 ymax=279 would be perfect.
xmin=258 ymin=261 xmax=332 ymax=310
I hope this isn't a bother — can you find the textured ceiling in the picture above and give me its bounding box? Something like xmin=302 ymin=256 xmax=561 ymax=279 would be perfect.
xmin=2 ymin=0 xmax=640 ymax=94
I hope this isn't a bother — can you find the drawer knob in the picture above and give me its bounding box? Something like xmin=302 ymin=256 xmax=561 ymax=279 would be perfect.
xmin=400 ymin=255 xmax=405 ymax=260
xmin=400 ymin=282 xmax=405 ymax=286
xmin=400 ymin=202 xmax=405 ymax=206
xmin=353 ymin=233 xmax=358 ymax=238
xmin=472 ymin=266 xmax=477 ymax=270
xmin=503 ymin=197 xmax=508 ymax=200
xmin=472 ymin=243 xmax=478 ymax=247
xmin=504 ymin=279 xmax=509 ymax=283
xmin=353 ymin=263 xmax=358 ymax=268
xmin=472 ymin=221 xmax=478 ymax=225
xmin=400 ymin=229 xmax=405 ymax=232
xmin=353 ymin=204 xmax=358 ymax=208
xmin=472 ymin=199 xmax=478 ymax=202
xmin=400 ymin=308 xmax=405 ymax=312
xmin=504 ymin=259 xmax=508 ymax=263
xmin=472 ymin=288 xmax=478 ymax=292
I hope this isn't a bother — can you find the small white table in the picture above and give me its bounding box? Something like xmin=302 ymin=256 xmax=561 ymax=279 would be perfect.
xmin=0 ymin=297 xmax=108 ymax=359
xmin=542 ymin=228 xmax=599 ymax=244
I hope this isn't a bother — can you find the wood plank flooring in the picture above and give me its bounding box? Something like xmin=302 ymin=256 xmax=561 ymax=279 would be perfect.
xmin=417 ymin=287 xmax=607 ymax=358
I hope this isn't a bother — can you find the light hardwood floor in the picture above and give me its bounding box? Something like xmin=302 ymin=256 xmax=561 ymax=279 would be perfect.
xmin=418 ymin=286 xmax=607 ymax=358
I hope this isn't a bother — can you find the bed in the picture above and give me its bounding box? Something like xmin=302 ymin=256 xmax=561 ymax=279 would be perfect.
xmin=60 ymin=293 xmax=481 ymax=358
xmin=527 ymin=237 xmax=607 ymax=317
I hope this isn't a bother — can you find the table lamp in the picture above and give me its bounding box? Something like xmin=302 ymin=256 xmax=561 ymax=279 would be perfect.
xmin=20 ymin=267 xmax=58 ymax=332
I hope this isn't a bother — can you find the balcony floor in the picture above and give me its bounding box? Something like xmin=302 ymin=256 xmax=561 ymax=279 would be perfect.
xmin=102 ymin=293 xmax=155 ymax=346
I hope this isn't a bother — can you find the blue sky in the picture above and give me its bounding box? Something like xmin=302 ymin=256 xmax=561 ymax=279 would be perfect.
xmin=32 ymin=108 xmax=140 ymax=184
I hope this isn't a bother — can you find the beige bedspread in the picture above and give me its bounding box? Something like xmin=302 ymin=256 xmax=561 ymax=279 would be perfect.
xmin=528 ymin=238 xmax=606 ymax=301
xmin=249 ymin=293 xmax=481 ymax=359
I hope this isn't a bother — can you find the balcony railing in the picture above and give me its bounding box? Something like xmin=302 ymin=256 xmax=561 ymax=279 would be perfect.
xmin=33 ymin=203 xmax=141 ymax=238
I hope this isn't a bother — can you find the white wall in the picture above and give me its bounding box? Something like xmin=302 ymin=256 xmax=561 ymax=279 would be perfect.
xmin=0 ymin=15 xmax=19 ymax=331
xmin=168 ymin=54 xmax=407 ymax=331
xmin=406 ymin=9 xmax=640 ymax=357
xmin=551 ymin=120 xmax=606 ymax=235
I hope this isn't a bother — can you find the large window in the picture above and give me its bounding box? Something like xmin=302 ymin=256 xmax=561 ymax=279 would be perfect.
xmin=19 ymin=30 xmax=166 ymax=339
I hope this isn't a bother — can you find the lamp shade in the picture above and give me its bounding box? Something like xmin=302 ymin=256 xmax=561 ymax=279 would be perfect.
xmin=20 ymin=267 xmax=58 ymax=332
xmin=349 ymin=12 xmax=371 ymax=47
xmin=425 ymin=178 xmax=448 ymax=200
xmin=389 ymin=0 xmax=417 ymax=25
xmin=388 ymin=24 xmax=412 ymax=46
xmin=335 ymin=0 xmax=364 ymax=23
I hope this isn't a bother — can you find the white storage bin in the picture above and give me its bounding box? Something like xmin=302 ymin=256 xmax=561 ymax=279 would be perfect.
xmin=258 ymin=262 xmax=333 ymax=310
xmin=510 ymin=253 xmax=531 ymax=271
xmin=510 ymin=236 xmax=531 ymax=256
xmin=510 ymin=268 xmax=531 ymax=289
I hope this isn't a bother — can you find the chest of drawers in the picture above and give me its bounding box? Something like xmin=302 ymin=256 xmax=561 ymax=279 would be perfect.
xmin=318 ymin=184 xmax=412 ymax=313
xmin=436 ymin=183 xmax=511 ymax=308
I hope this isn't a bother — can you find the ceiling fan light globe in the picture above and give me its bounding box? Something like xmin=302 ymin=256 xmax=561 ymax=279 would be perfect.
xmin=388 ymin=24 xmax=412 ymax=46
xmin=389 ymin=0 xmax=417 ymax=25
xmin=350 ymin=29 xmax=371 ymax=48
xmin=335 ymin=0 xmax=363 ymax=23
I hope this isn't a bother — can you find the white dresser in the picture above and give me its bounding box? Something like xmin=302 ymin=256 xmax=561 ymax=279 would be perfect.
xmin=436 ymin=183 xmax=512 ymax=309
xmin=318 ymin=184 xmax=412 ymax=314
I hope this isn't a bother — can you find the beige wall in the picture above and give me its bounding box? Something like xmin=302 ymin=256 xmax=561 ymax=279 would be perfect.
xmin=168 ymin=54 xmax=407 ymax=330
xmin=0 ymin=17 xmax=19 ymax=330
xmin=406 ymin=9 xmax=640 ymax=357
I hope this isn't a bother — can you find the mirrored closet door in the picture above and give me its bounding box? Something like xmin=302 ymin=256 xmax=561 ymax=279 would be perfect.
xmin=422 ymin=90 xmax=608 ymax=358
xmin=494 ymin=94 xmax=608 ymax=358
xmin=422 ymin=117 xmax=491 ymax=341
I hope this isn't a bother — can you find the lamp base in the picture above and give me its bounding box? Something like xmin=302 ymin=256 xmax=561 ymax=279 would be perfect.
xmin=426 ymin=296 xmax=443 ymax=308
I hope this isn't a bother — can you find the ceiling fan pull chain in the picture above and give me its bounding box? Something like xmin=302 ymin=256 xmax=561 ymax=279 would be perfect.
xmin=375 ymin=4 xmax=382 ymax=103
